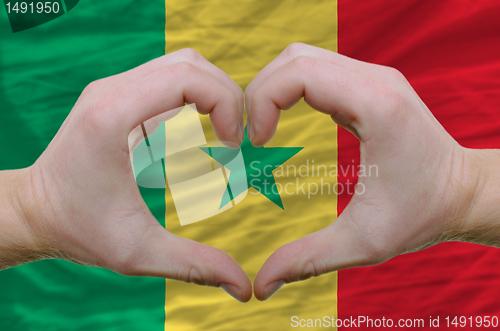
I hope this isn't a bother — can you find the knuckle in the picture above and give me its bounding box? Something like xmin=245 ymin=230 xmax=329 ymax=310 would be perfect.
xmin=81 ymin=79 xmax=106 ymax=99
xmin=298 ymin=260 xmax=322 ymax=281
xmin=167 ymin=61 xmax=195 ymax=79
xmin=175 ymin=264 xmax=208 ymax=286
xmin=186 ymin=266 xmax=205 ymax=285
xmin=82 ymin=92 xmax=118 ymax=132
xmin=175 ymin=243 xmax=212 ymax=286
xmin=284 ymin=42 xmax=307 ymax=57
xmin=292 ymin=55 xmax=317 ymax=72
xmin=177 ymin=48 xmax=201 ymax=62
xmin=370 ymin=82 xmax=407 ymax=120
xmin=380 ymin=65 xmax=407 ymax=83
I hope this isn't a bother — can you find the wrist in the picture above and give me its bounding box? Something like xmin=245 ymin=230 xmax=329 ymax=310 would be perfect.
xmin=0 ymin=167 xmax=51 ymax=269
xmin=449 ymin=148 xmax=500 ymax=246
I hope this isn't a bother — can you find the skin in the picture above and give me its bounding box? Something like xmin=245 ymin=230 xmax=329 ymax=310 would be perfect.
xmin=1 ymin=43 xmax=499 ymax=303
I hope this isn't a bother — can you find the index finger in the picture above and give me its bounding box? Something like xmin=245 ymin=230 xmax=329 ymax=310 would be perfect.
xmin=112 ymin=49 xmax=245 ymax=116
xmin=247 ymin=56 xmax=372 ymax=146
xmin=81 ymin=61 xmax=243 ymax=146
xmin=245 ymin=43 xmax=377 ymax=112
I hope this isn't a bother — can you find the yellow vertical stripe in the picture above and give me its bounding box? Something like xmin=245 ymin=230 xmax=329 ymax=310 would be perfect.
xmin=165 ymin=1 xmax=338 ymax=330
xmin=164 ymin=1 xmax=168 ymax=329
xmin=164 ymin=0 xmax=168 ymax=55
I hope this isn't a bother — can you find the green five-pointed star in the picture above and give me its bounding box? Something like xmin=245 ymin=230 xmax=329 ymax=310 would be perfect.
xmin=201 ymin=128 xmax=302 ymax=209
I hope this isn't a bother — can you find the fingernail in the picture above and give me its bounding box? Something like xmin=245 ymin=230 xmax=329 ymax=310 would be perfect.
xmin=237 ymin=120 xmax=244 ymax=144
xmin=263 ymin=280 xmax=285 ymax=300
xmin=247 ymin=120 xmax=255 ymax=143
xmin=220 ymin=283 xmax=243 ymax=302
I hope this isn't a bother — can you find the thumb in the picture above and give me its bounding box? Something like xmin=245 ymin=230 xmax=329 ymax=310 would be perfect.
xmin=253 ymin=212 xmax=377 ymax=301
xmin=120 ymin=223 xmax=252 ymax=303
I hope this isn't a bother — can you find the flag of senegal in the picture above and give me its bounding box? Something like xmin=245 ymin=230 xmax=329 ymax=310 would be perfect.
xmin=0 ymin=0 xmax=338 ymax=330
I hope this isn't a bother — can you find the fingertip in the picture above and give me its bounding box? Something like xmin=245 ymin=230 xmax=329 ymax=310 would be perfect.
xmin=146 ymin=232 xmax=252 ymax=297
xmin=218 ymin=140 xmax=241 ymax=149
xmin=220 ymin=283 xmax=244 ymax=302
xmin=253 ymin=278 xmax=266 ymax=301
xmin=241 ymin=278 xmax=254 ymax=302
xmin=263 ymin=280 xmax=286 ymax=301
xmin=254 ymin=278 xmax=286 ymax=301
xmin=209 ymin=113 xmax=242 ymax=147
xmin=252 ymin=234 xmax=324 ymax=300
xmin=246 ymin=85 xmax=281 ymax=147
xmin=220 ymin=269 xmax=252 ymax=302
xmin=246 ymin=120 xmax=276 ymax=147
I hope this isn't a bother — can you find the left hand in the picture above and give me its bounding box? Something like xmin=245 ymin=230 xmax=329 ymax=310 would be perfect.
xmin=1 ymin=49 xmax=251 ymax=302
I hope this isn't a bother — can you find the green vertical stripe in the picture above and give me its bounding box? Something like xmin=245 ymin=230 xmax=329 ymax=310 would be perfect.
xmin=0 ymin=1 xmax=166 ymax=330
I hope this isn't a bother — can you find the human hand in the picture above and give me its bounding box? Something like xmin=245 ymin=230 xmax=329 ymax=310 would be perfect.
xmin=246 ymin=43 xmax=494 ymax=301
xmin=2 ymin=49 xmax=251 ymax=302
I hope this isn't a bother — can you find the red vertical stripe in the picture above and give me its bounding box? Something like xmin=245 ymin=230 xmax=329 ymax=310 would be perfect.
xmin=337 ymin=1 xmax=500 ymax=329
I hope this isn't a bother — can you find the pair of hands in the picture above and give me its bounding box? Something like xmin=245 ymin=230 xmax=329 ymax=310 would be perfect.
xmin=6 ymin=43 xmax=491 ymax=302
